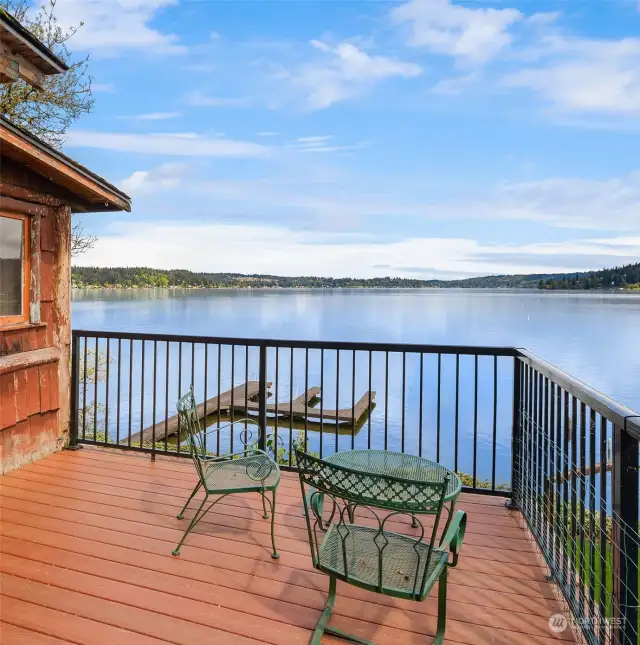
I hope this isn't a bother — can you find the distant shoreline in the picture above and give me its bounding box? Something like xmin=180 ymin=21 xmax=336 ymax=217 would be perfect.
xmin=71 ymin=263 xmax=640 ymax=292
xmin=71 ymin=285 xmax=637 ymax=293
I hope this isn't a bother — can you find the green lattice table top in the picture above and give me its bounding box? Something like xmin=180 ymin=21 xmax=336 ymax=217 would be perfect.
xmin=325 ymin=450 xmax=462 ymax=505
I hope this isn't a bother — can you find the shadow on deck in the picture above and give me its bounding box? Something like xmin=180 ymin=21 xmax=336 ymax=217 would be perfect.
xmin=0 ymin=448 xmax=576 ymax=645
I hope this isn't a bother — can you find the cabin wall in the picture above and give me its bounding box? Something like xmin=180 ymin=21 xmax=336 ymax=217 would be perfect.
xmin=0 ymin=156 xmax=72 ymax=474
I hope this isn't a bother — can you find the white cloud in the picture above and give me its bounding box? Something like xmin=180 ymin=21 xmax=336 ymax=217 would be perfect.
xmin=117 ymin=160 xmax=640 ymax=233
xmin=118 ymin=112 xmax=181 ymax=120
xmin=76 ymin=220 xmax=640 ymax=278
xmin=65 ymin=130 xmax=269 ymax=157
xmin=294 ymin=41 xmax=422 ymax=108
xmin=186 ymin=91 xmax=253 ymax=108
xmin=120 ymin=162 xmax=189 ymax=196
xmin=503 ymin=37 xmax=640 ymax=115
xmin=427 ymin=172 xmax=640 ymax=231
xmin=391 ymin=0 xmax=522 ymax=65
xmin=53 ymin=0 xmax=184 ymax=55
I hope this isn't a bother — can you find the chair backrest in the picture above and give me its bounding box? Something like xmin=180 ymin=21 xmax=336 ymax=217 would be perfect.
xmin=296 ymin=449 xmax=450 ymax=597
xmin=177 ymin=387 xmax=206 ymax=482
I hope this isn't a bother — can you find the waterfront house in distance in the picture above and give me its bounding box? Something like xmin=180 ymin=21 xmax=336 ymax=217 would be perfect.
xmin=0 ymin=9 xmax=131 ymax=473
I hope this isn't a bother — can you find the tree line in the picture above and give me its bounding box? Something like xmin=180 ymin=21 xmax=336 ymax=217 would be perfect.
xmin=71 ymin=263 xmax=640 ymax=290
xmin=537 ymin=263 xmax=640 ymax=290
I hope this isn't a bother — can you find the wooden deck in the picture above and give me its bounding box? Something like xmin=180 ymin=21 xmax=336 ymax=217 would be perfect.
xmin=0 ymin=448 xmax=576 ymax=645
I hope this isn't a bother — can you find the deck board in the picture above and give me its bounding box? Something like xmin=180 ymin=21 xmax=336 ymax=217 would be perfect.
xmin=0 ymin=448 xmax=575 ymax=645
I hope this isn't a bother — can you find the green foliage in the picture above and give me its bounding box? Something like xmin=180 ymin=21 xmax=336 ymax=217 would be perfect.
xmin=71 ymin=264 xmax=640 ymax=291
xmin=0 ymin=0 xmax=93 ymax=147
xmin=538 ymin=263 xmax=640 ymax=291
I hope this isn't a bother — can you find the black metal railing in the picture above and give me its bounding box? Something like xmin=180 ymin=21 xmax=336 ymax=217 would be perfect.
xmin=70 ymin=330 xmax=516 ymax=493
xmin=69 ymin=329 xmax=640 ymax=644
xmin=513 ymin=350 xmax=639 ymax=645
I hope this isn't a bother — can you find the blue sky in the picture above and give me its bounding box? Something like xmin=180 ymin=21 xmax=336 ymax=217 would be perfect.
xmin=54 ymin=0 xmax=640 ymax=278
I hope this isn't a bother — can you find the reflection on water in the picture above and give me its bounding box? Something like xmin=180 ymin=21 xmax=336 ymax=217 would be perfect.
xmin=73 ymin=288 xmax=640 ymax=412
xmin=73 ymin=288 xmax=640 ymax=488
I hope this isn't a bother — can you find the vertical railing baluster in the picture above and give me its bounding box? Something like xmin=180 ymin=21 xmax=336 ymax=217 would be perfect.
xmin=81 ymin=335 xmax=87 ymax=440
xmin=510 ymin=356 xmax=521 ymax=505
xmin=351 ymin=349 xmax=356 ymax=451
xmin=304 ymin=348 xmax=309 ymax=452
xmin=177 ymin=341 xmax=182 ymax=454
xmin=104 ymin=338 xmax=110 ymax=446
xmin=140 ymin=340 xmax=145 ymax=448
xmin=611 ymin=420 xmax=639 ymax=645
xmin=258 ymin=344 xmax=267 ymax=453
xmin=216 ymin=344 xmax=221 ymax=456
xmin=164 ymin=342 xmax=169 ymax=454
xmin=203 ymin=343 xmax=208 ymax=454
xmin=245 ymin=346 xmax=250 ymax=456
xmin=93 ymin=337 xmax=99 ymax=442
xmin=335 ymin=349 xmax=340 ymax=455
xmin=418 ymin=352 xmax=424 ymax=458
xmin=230 ymin=344 xmax=235 ymax=454
xmin=456 ymin=354 xmax=461 ymax=478
xmin=384 ymin=351 xmax=389 ymax=451
xmin=492 ymin=355 xmax=497 ymax=491
xmin=578 ymin=402 xmax=587 ymax=617
xmin=571 ymin=395 xmax=578 ymax=605
xmin=562 ymin=389 xmax=570 ymax=589
xmin=319 ymin=348 xmax=324 ymax=458
xmin=275 ymin=347 xmax=280 ymax=459
xmin=128 ymin=339 xmax=133 ymax=447
xmin=69 ymin=334 xmax=80 ymax=449
xmin=401 ymin=352 xmax=406 ymax=454
xmin=289 ymin=347 xmax=294 ymax=466
xmin=367 ymin=351 xmax=372 ymax=450
xmin=436 ymin=353 xmax=441 ymax=463
xmin=588 ymin=408 xmax=596 ymax=630
xmin=549 ymin=381 xmax=556 ymax=564
xmin=116 ymin=338 xmax=121 ymax=446
xmin=598 ymin=416 xmax=608 ymax=637
xmin=542 ymin=376 xmax=550 ymax=553
xmin=473 ymin=354 xmax=478 ymax=488
xmin=151 ymin=340 xmax=157 ymax=459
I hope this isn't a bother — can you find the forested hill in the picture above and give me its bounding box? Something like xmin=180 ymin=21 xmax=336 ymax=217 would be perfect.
xmin=71 ymin=263 xmax=640 ymax=290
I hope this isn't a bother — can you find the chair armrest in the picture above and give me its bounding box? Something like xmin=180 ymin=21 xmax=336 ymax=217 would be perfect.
xmin=441 ymin=510 xmax=467 ymax=568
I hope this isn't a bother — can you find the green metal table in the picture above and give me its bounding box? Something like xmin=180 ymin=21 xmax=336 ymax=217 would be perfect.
xmin=321 ymin=450 xmax=462 ymax=537
xmin=325 ymin=450 xmax=461 ymax=505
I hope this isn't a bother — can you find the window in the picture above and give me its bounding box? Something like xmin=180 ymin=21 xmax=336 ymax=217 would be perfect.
xmin=0 ymin=213 xmax=30 ymax=325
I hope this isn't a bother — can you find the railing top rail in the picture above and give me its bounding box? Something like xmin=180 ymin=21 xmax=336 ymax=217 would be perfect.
xmin=72 ymin=330 xmax=517 ymax=356
xmin=516 ymin=348 xmax=640 ymax=440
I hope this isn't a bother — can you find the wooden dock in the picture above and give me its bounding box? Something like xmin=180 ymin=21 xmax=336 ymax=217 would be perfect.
xmin=128 ymin=381 xmax=270 ymax=445
xmin=129 ymin=384 xmax=376 ymax=445
xmin=229 ymin=388 xmax=376 ymax=424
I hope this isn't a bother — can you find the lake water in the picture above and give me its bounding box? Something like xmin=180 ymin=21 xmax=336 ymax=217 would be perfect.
xmin=72 ymin=289 xmax=640 ymax=487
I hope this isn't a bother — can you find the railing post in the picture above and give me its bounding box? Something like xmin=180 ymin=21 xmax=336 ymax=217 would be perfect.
xmin=258 ymin=344 xmax=267 ymax=453
xmin=612 ymin=419 xmax=639 ymax=645
xmin=67 ymin=333 xmax=82 ymax=450
xmin=508 ymin=355 xmax=522 ymax=508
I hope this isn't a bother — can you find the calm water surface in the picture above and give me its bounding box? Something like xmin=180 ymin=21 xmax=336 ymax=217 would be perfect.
xmin=72 ymin=289 xmax=640 ymax=486
xmin=72 ymin=288 xmax=639 ymax=409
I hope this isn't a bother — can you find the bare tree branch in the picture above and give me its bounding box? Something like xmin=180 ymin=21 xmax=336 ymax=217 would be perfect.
xmin=71 ymin=223 xmax=97 ymax=257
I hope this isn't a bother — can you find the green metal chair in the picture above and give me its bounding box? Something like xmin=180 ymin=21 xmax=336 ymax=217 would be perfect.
xmin=296 ymin=449 xmax=467 ymax=645
xmin=172 ymin=387 xmax=281 ymax=559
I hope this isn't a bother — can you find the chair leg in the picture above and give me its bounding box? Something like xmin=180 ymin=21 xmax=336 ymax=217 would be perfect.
xmin=177 ymin=481 xmax=202 ymax=520
xmin=313 ymin=577 xmax=377 ymax=645
xmin=261 ymin=490 xmax=269 ymax=519
xmin=433 ymin=567 xmax=448 ymax=645
xmin=172 ymin=493 xmax=209 ymax=556
xmin=269 ymin=489 xmax=279 ymax=559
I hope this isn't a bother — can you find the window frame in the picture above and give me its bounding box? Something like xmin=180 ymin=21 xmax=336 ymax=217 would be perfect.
xmin=0 ymin=211 xmax=31 ymax=326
